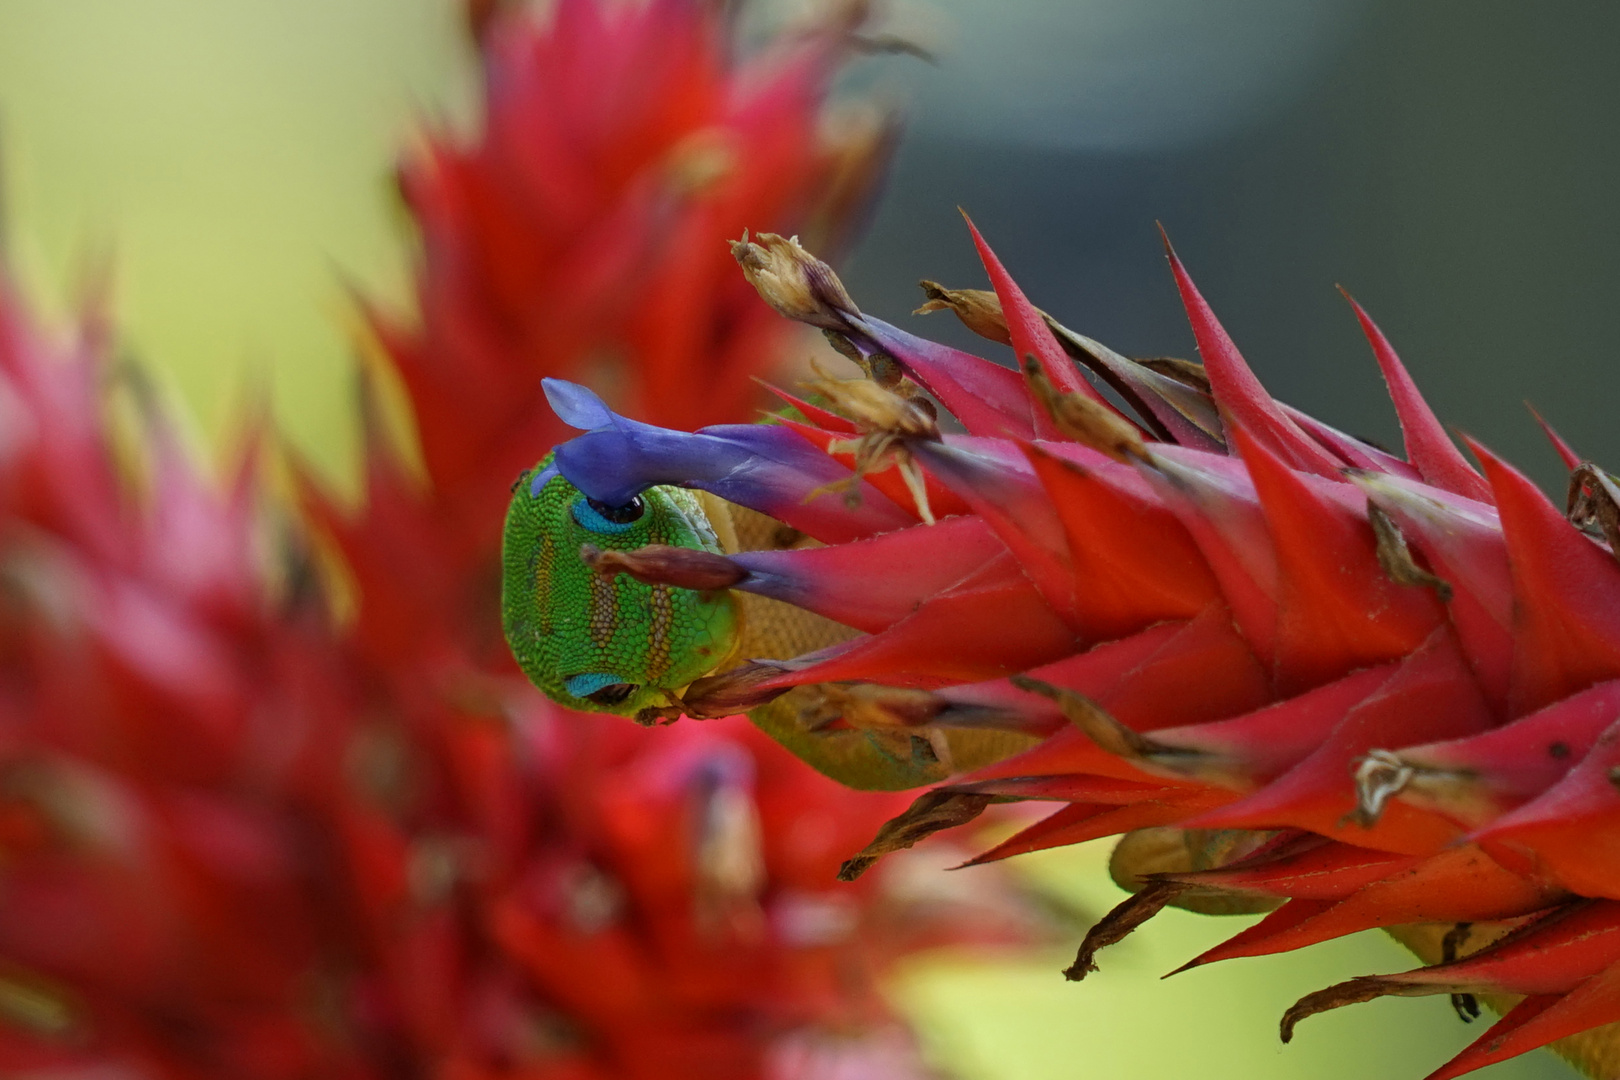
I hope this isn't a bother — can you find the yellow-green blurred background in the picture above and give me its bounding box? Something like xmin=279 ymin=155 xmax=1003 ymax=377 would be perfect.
xmin=0 ymin=0 xmax=1598 ymax=1075
xmin=0 ymin=0 xmax=475 ymax=495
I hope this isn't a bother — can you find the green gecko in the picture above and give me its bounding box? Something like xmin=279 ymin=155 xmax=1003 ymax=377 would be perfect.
xmin=501 ymin=454 xmax=739 ymax=719
xmin=501 ymin=456 xmax=1033 ymax=791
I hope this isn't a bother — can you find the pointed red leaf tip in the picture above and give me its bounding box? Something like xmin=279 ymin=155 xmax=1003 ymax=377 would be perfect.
xmin=966 ymin=793 xmax=1228 ymax=865
xmin=965 ymin=803 xmax=1117 ymax=864
xmin=1142 ymin=449 xmax=1281 ymax=664
xmin=1422 ymin=995 xmax=1565 ymax=1080
xmin=1190 ymin=839 xmax=1410 ymax=902
xmin=1228 ymin=425 xmax=1447 ymax=690
xmin=1467 ymin=437 xmax=1620 ymax=714
xmin=1428 ymin=977 xmax=1620 ymax=1080
xmin=1526 ymin=402 xmax=1584 ymax=472
xmin=764 ymin=559 xmax=1078 ymax=686
xmin=1158 ymin=228 xmax=1342 ymax=478
xmin=946 ymin=610 xmax=1269 ymax=753
xmin=1021 ymin=443 xmax=1220 ymax=641
xmin=1409 ymin=899 xmax=1620 ymax=995
xmin=1189 ymin=629 xmax=1483 ymax=855
xmin=725 ymin=516 xmax=1007 ymax=634
xmin=1470 ymin=716 xmax=1620 ymax=900
xmin=762 ymin=382 xmax=857 ymax=433
xmin=960 ymin=211 xmax=1109 ymax=406
xmin=1195 ymin=845 xmax=1559 ymax=968
xmin=1340 ymin=289 xmax=1493 ymax=503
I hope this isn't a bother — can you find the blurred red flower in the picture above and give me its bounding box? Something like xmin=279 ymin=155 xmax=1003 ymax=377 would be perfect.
xmin=0 ymin=3 xmax=1041 ymax=1078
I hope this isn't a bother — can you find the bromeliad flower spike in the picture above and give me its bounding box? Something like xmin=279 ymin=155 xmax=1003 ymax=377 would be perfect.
xmin=517 ymin=225 xmax=1620 ymax=1077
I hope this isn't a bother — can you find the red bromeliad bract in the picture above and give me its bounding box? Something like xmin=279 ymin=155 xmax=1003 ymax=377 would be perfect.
xmin=0 ymin=3 xmax=1044 ymax=1078
xmin=542 ymin=221 xmax=1620 ymax=1077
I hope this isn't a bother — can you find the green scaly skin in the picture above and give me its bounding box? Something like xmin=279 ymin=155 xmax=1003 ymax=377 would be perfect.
xmin=501 ymin=455 xmax=738 ymax=717
xmin=502 ymin=456 xmax=1037 ymax=789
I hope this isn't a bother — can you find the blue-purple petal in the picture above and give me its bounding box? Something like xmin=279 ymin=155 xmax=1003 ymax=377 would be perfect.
xmin=542 ymin=380 xmax=916 ymax=544
xmin=543 ymin=378 xmax=619 ymax=431
xmin=528 ymin=462 xmax=561 ymax=496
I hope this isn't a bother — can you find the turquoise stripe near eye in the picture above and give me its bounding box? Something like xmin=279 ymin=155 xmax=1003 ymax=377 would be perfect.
xmin=566 ymin=673 xmax=629 ymax=698
xmin=571 ymin=497 xmax=635 ymax=534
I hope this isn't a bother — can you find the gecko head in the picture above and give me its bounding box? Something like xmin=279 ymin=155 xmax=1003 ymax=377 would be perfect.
xmin=501 ymin=454 xmax=740 ymax=717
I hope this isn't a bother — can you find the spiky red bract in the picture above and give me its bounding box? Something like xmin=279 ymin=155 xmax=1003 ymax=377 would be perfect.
xmin=547 ymin=217 xmax=1620 ymax=1076
xmin=1160 ymin=233 xmax=1341 ymax=477
xmin=1339 ymin=290 xmax=1490 ymax=502
xmin=962 ymin=215 xmax=1099 ymax=405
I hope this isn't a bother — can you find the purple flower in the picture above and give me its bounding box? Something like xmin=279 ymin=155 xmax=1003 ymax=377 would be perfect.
xmin=542 ymin=379 xmax=916 ymax=543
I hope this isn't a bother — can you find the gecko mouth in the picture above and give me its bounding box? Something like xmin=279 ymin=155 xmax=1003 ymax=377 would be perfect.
xmin=564 ymin=672 xmax=639 ymax=707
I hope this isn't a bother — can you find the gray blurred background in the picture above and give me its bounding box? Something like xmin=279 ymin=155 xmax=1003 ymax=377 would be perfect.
xmin=845 ymin=0 xmax=1620 ymax=494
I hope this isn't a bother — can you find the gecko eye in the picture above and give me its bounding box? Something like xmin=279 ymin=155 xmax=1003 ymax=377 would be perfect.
xmin=571 ymin=495 xmax=645 ymax=534
xmin=584 ymin=682 xmax=637 ymax=706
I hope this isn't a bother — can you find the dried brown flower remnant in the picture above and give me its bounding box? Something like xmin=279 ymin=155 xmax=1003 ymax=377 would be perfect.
xmin=799 ymin=361 xmax=941 ymax=523
xmin=1568 ymin=462 xmax=1620 ymax=560
xmin=837 ymin=789 xmax=999 ymax=882
xmin=914 ymin=280 xmax=1013 ymax=344
xmin=1021 ymin=356 xmax=1148 ymax=463
xmin=731 ymin=230 xmax=859 ymax=332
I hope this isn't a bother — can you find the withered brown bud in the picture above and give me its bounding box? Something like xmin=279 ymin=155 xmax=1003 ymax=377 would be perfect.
xmin=730 ymin=231 xmax=858 ymax=332
xmin=825 ymin=330 xmax=903 ymax=387
xmin=1064 ymin=879 xmax=1190 ymax=980
xmin=680 ymin=662 xmax=791 ymax=720
xmin=1281 ymin=977 xmax=1410 ymax=1044
xmin=799 ymin=360 xmax=938 ymax=442
xmin=1010 ymin=674 xmax=1161 ymax=759
xmin=580 ymin=543 xmax=747 ymax=591
xmin=1021 ymin=357 xmax=1147 ymax=464
xmin=913 ymin=280 xmax=1012 ymax=345
xmin=836 ymin=788 xmax=997 ymax=881
xmin=1568 ymin=462 xmax=1620 ymax=563
xmin=799 ymin=360 xmax=942 ymax=523
xmin=805 ymin=683 xmax=947 ymax=730
xmin=1367 ymin=505 xmax=1454 ymax=601
xmin=1350 ymin=748 xmax=1415 ymax=827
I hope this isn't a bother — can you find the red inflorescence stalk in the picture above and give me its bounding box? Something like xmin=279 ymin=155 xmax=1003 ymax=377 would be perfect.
xmin=542 ymin=222 xmax=1620 ymax=1076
